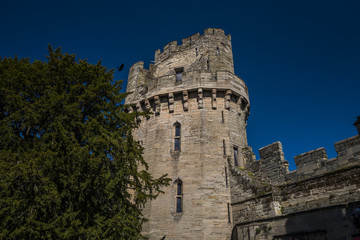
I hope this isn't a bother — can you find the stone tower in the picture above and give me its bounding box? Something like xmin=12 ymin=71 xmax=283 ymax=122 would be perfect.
xmin=125 ymin=28 xmax=250 ymax=239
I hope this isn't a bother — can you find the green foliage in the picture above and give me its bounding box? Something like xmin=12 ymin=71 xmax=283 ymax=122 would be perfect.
xmin=0 ymin=46 xmax=170 ymax=239
xmin=280 ymin=206 xmax=285 ymax=214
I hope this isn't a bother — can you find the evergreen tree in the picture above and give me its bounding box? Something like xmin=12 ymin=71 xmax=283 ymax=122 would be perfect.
xmin=0 ymin=47 xmax=170 ymax=239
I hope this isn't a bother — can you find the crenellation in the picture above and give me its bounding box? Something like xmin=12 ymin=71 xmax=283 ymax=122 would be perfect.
xmin=250 ymin=142 xmax=289 ymax=184
xmin=294 ymin=147 xmax=328 ymax=177
xmin=335 ymin=135 xmax=360 ymax=167
xmin=204 ymin=28 xmax=225 ymax=36
xmin=246 ymin=131 xmax=360 ymax=188
xmin=181 ymin=33 xmax=201 ymax=46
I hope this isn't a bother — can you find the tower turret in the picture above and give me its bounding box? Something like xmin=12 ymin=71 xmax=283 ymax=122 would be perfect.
xmin=125 ymin=28 xmax=250 ymax=240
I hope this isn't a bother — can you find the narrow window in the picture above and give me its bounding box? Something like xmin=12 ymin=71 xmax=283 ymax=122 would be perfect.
xmin=207 ymin=60 xmax=210 ymax=70
xmin=221 ymin=111 xmax=224 ymax=123
xmin=176 ymin=197 xmax=182 ymax=212
xmin=175 ymin=68 xmax=183 ymax=81
xmin=195 ymin=48 xmax=198 ymax=56
xmin=225 ymin=167 xmax=228 ymax=187
xmin=189 ymin=38 xmax=192 ymax=46
xmin=234 ymin=147 xmax=239 ymax=166
xmin=227 ymin=203 xmax=231 ymax=223
xmin=174 ymin=123 xmax=181 ymax=151
xmin=223 ymin=139 xmax=226 ymax=155
xmin=176 ymin=180 xmax=183 ymax=213
xmin=213 ymin=29 xmax=215 ymax=35
xmin=217 ymin=47 xmax=219 ymax=55
xmin=177 ymin=181 xmax=182 ymax=196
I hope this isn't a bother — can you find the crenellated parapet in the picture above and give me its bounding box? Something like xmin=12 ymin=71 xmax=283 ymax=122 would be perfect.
xmin=153 ymin=28 xmax=232 ymax=75
xmin=243 ymin=134 xmax=360 ymax=185
xmin=230 ymin=122 xmax=360 ymax=237
xmin=125 ymin=28 xmax=245 ymax=107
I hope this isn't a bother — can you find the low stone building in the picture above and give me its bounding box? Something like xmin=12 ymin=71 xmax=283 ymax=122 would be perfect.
xmin=125 ymin=28 xmax=360 ymax=240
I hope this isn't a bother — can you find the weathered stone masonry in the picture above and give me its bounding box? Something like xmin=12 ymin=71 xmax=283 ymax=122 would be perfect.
xmin=126 ymin=29 xmax=360 ymax=240
xmin=230 ymin=135 xmax=360 ymax=239
xmin=126 ymin=28 xmax=250 ymax=240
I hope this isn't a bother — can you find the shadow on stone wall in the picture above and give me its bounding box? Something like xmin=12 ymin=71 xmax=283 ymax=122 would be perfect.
xmin=275 ymin=204 xmax=360 ymax=240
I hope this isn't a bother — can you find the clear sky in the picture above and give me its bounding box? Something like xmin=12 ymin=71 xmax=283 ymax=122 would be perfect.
xmin=1 ymin=0 xmax=359 ymax=170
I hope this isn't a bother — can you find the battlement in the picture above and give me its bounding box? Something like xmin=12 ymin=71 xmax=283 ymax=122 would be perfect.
xmin=126 ymin=28 xmax=240 ymax=106
xmin=154 ymin=28 xmax=231 ymax=62
xmin=230 ymin=124 xmax=360 ymax=235
xmin=248 ymin=133 xmax=360 ymax=185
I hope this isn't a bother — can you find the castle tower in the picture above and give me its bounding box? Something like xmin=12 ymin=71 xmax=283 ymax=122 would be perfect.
xmin=125 ymin=28 xmax=250 ymax=239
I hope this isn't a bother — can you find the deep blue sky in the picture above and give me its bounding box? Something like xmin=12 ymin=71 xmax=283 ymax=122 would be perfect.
xmin=1 ymin=0 xmax=359 ymax=170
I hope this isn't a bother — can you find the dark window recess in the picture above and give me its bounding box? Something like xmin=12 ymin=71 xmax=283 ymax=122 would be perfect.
xmin=223 ymin=140 xmax=226 ymax=155
xmin=227 ymin=203 xmax=231 ymax=223
xmin=175 ymin=125 xmax=181 ymax=137
xmin=207 ymin=60 xmax=210 ymax=70
xmin=174 ymin=124 xmax=181 ymax=151
xmin=177 ymin=181 xmax=182 ymax=195
xmin=195 ymin=48 xmax=198 ymax=56
xmin=176 ymin=197 xmax=182 ymax=213
xmin=174 ymin=138 xmax=180 ymax=151
xmin=217 ymin=47 xmax=219 ymax=55
xmin=225 ymin=167 xmax=228 ymax=187
xmin=175 ymin=68 xmax=183 ymax=81
xmin=176 ymin=180 xmax=183 ymax=213
xmin=221 ymin=111 xmax=224 ymax=122
xmin=234 ymin=147 xmax=239 ymax=166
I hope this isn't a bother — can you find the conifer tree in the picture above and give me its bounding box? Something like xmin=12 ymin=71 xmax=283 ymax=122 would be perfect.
xmin=0 ymin=47 xmax=170 ymax=239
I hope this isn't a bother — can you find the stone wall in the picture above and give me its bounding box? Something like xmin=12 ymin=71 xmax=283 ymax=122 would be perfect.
xmin=230 ymin=133 xmax=360 ymax=239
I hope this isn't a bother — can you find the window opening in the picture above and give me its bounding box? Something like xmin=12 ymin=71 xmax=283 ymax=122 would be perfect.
xmin=207 ymin=60 xmax=210 ymax=70
xmin=176 ymin=180 xmax=183 ymax=213
xmin=176 ymin=197 xmax=182 ymax=213
xmin=221 ymin=111 xmax=224 ymax=123
xmin=227 ymin=203 xmax=231 ymax=223
xmin=234 ymin=147 xmax=239 ymax=166
xmin=225 ymin=166 xmax=228 ymax=187
xmin=177 ymin=181 xmax=182 ymax=195
xmin=217 ymin=47 xmax=219 ymax=55
xmin=213 ymin=29 xmax=215 ymax=34
xmin=174 ymin=123 xmax=181 ymax=151
xmin=223 ymin=140 xmax=226 ymax=155
xmin=175 ymin=68 xmax=183 ymax=81
xmin=189 ymin=38 xmax=192 ymax=46
xmin=195 ymin=48 xmax=198 ymax=56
